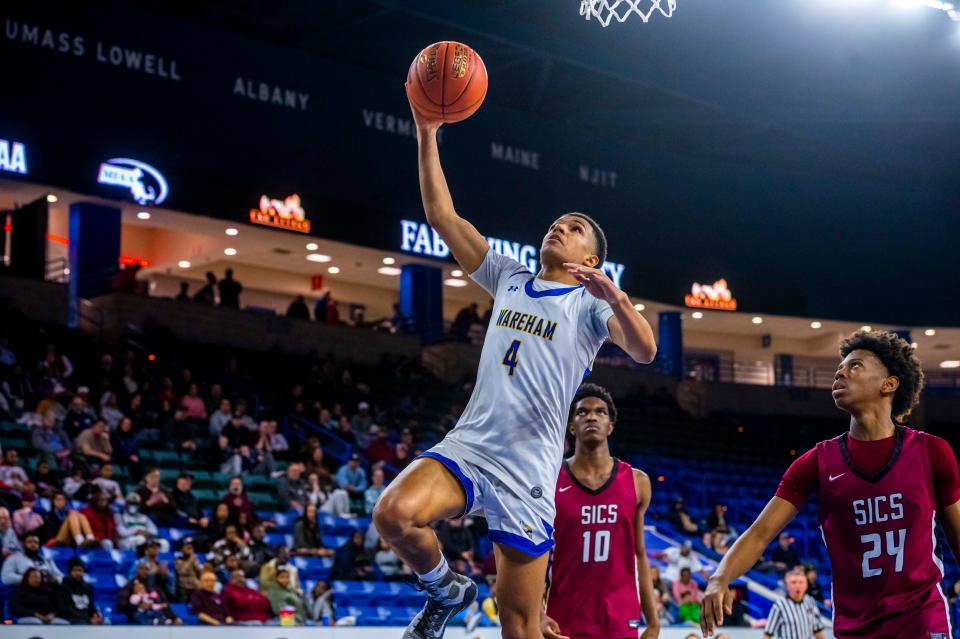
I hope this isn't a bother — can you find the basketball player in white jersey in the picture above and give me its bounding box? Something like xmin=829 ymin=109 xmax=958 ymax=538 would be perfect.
xmin=373 ymin=95 xmax=657 ymax=639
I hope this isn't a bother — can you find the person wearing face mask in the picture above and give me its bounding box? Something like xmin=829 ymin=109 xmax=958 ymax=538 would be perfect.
xmin=2 ymin=533 xmax=63 ymax=585
xmin=115 ymin=492 xmax=169 ymax=551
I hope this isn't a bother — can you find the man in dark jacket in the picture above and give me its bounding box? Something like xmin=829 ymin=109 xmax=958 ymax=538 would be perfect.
xmin=55 ymin=558 xmax=105 ymax=624
xmin=171 ymin=473 xmax=207 ymax=528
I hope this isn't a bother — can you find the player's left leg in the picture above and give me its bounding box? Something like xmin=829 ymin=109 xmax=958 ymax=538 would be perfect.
xmin=493 ymin=543 xmax=551 ymax=639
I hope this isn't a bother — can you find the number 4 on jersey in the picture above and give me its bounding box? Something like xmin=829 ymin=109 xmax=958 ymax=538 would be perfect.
xmin=502 ymin=340 xmax=522 ymax=376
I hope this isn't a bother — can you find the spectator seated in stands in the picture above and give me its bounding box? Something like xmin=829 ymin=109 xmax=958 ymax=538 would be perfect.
xmin=0 ymin=448 xmax=30 ymax=498
xmin=137 ymin=468 xmax=178 ymax=526
xmin=200 ymin=503 xmax=231 ymax=549
xmin=173 ymin=537 xmax=203 ymax=603
xmin=649 ymin=565 xmax=674 ymax=625
xmin=74 ymin=418 xmax=112 ymax=471
xmin=172 ymin=472 xmax=208 ymax=529
xmin=92 ymin=463 xmax=124 ymax=504
xmin=264 ymin=568 xmax=307 ymax=625
xmin=332 ymin=530 xmax=373 ymax=581
xmin=306 ymin=580 xmax=334 ymax=624
xmin=180 ymin=382 xmax=208 ymax=422
xmin=656 ymin=540 xmax=709 ymax=586
xmin=438 ymin=517 xmax=479 ymax=575
xmin=13 ymin=491 xmax=44 ymax=538
xmin=215 ymin=553 xmax=242 ymax=585
xmin=667 ymin=498 xmax=700 ymax=536
xmin=209 ymin=399 xmax=232 ymax=438
xmin=373 ymin=536 xmax=408 ymax=581
xmin=0 ymin=506 xmax=22 ymax=558
xmin=224 ymin=568 xmax=273 ymax=625
xmin=671 ymin=567 xmax=703 ymax=625
xmin=99 ymin=391 xmax=124 ymax=431
xmin=2 ymin=533 xmax=63 ymax=585
xmin=805 ymin=565 xmax=829 ymax=606
xmin=31 ymin=459 xmax=62 ymax=499
xmin=62 ymin=465 xmax=91 ymax=502
xmin=293 ymin=503 xmax=333 ymax=558
xmin=62 ymin=395 xmax=94 ymax=440
xmin=110 ymin=416 xmax=142 ymax=480
xmin=260 ymin=546 xmax=301 ymax=595
xmin=365 ymin=426 xmax=394 ymax=466
xmin=128 ymin=579 xmax=182 ymax=625
xmin=117 ymin=492 xmax=169 ymax=552
xmin=771 ymin=532 xmax=802 ymax=573
xmin=221 ymin=477 xmax=266 ymax=528
xmin=335 ymin=453 xmax=368 ymax=512
xmin=55 ymin=557 xmax=104 ymax=625
xmin=191 ymin=570 xmax=234 ymax=626
xmin=364 ymin=467 xmax=386 ymax=516
xmin=211 ymin=524 xmax=254 ymax=572
xmin=79 ymin=491 xmax=117 ymax=549
xmin=31 ymin=410 xmax=72 ymax=467
xmin=278 ymin=462 xmax=308 ymax=513
xmin=11 ymin=567 xmax=69 ymax=625
xmin=135 ymin=543 xmax=175 ymax=600
xmin=247 ymin=524 xmax=274 ymax=572
xmin=163 ymin=406 xmax=199 ymax=456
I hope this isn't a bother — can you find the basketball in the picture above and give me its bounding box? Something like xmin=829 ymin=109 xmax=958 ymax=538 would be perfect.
xmin=406 ymin=41 xmax=488 ymax=123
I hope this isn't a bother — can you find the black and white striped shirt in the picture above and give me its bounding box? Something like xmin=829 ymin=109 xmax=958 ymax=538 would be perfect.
xmin=763 ymin=594 xmax=824 ymax=639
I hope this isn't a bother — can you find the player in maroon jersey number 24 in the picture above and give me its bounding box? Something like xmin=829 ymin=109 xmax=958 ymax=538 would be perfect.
xmin=542 ymin=384 xmax=660 ymax=639
xmin=701 ymin=331 xmax=960 ymax=638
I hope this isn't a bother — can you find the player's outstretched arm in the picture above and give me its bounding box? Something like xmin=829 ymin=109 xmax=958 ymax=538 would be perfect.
xmin=564 ymin=263 xmax=657 ymax=364
xmin=632 ymin=469 xmax=660 ymax=638
xmin=700 ymin=496 xmax=798 ymax=637
xmin=937 ymin=500 xmax=960 ymax=564
xmin=407 ymin=94 xmax=489 ymax=275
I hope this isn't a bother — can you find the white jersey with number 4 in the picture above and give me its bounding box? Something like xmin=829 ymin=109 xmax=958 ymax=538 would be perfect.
xmin=441 ymin=249 xmax=614 ymax=509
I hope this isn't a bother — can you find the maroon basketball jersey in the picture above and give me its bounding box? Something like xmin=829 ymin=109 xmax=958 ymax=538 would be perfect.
xmin=817 ymin=426 xmax=952 ymax=638
xmin=547 ymin=459 xmax=640 ymax=639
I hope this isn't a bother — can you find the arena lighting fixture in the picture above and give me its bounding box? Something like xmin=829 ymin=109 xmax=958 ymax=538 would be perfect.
xmin=444 ymin=278 xmax=468 ymax=287
xmin=691 ymin=311 xmax=704 ymax=319
xmin=63 ymin=267 xmax=70 ymax=276
xmin=223 ymin=247 xmax=237 ymax=256
xmin=177 ymin=260 xmax=191 ymax=269
xmin=861 ymin=325 xmax=873 ymax=332
xmin=225 ymin=227 xmax=239 ymax=236
xmin=911 ymin=342 xmax=919 ymax=348
xmin=45 ymin=194 xmax=58 ymax=203
xmin=633 ymin=303 xmax=645 ymax=312
xmin=136 ymin=210 xmax=151 ymax=220
xmin=306 ymin=253 xmax=331 ymax=263
xmin=451 ymin=269 xmax=464 ymax=278
xmin=327 ymin=266 xmax=340 ymax=274
xmin=306 ymin=242 xmax=319 ymax=251
xmin=940 ymin=360 xmax=960 ymax=369
xmin=751 ymin=316 xmax=763 ymax=325
xmin=382 ymin=257 xmax=396 ymax=265
xmin=377 ymin=266 xmax=402 ymax=276
xmin=925 ymin=329 xmax=937 ymax=336
xmin=810 ymin=321 xmax=822 ymax=329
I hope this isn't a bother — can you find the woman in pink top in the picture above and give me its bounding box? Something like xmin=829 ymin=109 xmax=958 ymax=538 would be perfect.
xmin=180 ymin=383 xmax=207 ymax=420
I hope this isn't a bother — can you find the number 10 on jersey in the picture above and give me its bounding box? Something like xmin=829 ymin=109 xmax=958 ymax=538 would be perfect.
xmin=502 ymin=340 xmax=522 ymax=376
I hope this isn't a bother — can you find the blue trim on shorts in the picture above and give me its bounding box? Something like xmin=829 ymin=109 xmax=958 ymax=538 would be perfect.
xmin=419 ymin=452 xmax=475 ymax=517
xmin=489 ymin=529 xmax=556 ymax=557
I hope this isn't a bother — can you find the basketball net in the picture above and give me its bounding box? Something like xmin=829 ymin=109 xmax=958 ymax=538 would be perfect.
xmin=580 ymin=0 xmax=677 ymax=26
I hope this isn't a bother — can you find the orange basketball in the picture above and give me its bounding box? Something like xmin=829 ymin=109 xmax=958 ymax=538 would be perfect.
xmin=406 ymin=41 xmax=488 ymax=124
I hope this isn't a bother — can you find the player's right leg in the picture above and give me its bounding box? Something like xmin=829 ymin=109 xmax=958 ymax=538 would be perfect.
xmin=374 ymin=456 xmax=478 ymax=639
xmin=373 ymin=456 xmax=467 ymax=571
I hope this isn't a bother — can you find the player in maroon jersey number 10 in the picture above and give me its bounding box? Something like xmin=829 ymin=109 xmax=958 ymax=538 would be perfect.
xmin=542 ymin=384 xmax=660 ymax=639
xmin=701 ymin=331 xmax=960 ymax=638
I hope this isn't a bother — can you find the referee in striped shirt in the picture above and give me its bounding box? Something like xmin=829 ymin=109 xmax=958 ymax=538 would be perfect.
xmin=763 ymin=569 xmax=826 ymax=639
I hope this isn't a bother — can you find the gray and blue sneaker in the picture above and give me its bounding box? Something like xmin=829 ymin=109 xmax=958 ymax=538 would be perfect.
xmin=403 ymin=571 xmax=478 ymax=639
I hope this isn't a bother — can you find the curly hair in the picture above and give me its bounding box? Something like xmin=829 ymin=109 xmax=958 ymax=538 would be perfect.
xmin=568 ymin=383 xmax=618 ymax=424
xmin=839 ymin=330 xmax=924 ymax=421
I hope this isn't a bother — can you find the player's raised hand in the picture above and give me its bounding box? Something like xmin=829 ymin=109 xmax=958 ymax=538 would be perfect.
xmin=700 ymin=579 xmax=734 ymax=636
xmin=540 ymin=613 xmax=570 ymax=639
xmin=563 ymin=263 xmax=624 ymax=305
xmin=405 ymin=83 xmax=443 ymax=134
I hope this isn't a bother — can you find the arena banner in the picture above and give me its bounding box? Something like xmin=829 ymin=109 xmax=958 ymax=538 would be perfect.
xmin=0 ymin=626 xmax=792 ymax=639
xmin=1 ymin=2 xmax=953 ymax=325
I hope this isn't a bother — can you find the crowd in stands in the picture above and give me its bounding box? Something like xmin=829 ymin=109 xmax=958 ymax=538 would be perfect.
xmin=0 ymin=325 xmax=501 ymax=627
